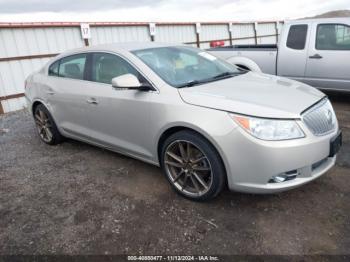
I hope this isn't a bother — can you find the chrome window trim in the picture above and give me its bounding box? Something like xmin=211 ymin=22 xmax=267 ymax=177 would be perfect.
xmin=45 ymin=50 xmax=159 ymax=94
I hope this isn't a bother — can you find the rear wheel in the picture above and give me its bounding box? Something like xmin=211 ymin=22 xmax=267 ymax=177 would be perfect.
xmin=33 ymin=104 xmax=64 ymax=145
xmin=161 ymin=130 xmax=226 ymax=201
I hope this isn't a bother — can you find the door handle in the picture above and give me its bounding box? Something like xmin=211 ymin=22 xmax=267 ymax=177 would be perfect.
xmin=86 ymin=98 xmax=99 ymax=105
xmin=309 ymin=54 xmax=323 ymax=59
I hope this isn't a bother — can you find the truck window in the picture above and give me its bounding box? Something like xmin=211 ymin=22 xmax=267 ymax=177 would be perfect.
xmin=316 ymin=24 xmax=350 ymax=50
xmin=286 ymin=24 xmax=308 ymax=50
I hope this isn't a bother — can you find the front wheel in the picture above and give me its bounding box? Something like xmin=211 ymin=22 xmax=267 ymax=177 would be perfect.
xmin=161 ymin=130 xmax=226 ymax=201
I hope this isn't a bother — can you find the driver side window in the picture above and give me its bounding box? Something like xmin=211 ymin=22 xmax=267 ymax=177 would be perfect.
xmin=91 ymin=53 xmax=140 ymax=84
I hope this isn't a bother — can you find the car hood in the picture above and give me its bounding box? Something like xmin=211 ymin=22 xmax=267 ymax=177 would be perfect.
xmin=178 ymin=72 xmax=325 ymax=119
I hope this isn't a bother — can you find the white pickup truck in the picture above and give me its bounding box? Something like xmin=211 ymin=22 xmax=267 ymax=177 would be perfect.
xmin=209 ymin=18 xmax=350 ymax=92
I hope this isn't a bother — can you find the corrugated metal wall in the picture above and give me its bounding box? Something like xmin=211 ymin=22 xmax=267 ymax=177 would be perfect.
xmin=231 ymin=23 xmax=256 ymax=45
xmin=90 ymin=25 xmax=151 ymax=46
xmin=156 ymin=24 xmax=196 ymax=43
xmin=0 ymin=26 xmax=85 ymax=112
xmin=0 ymin=21 xmax=282 ymax=114
xmin=200 ymin=24 xmax=230 ymax=48
xmin=256 ymin=22 xmax=278 ymax=44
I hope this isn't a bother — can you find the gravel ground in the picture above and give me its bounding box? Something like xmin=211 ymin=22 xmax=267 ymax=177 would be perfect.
xmin=0 ymin=93 xmax=349 ymax=256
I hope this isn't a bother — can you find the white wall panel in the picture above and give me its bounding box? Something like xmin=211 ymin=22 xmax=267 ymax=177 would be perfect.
xmin=2 ymin=97 xmax=26 ymax=113
xmin=0 ymin=27 xmax=83 ymax=58
xmin=256 ymin=22 xmax=277 ymax=44
xmin=89 ymin=26 xmax=150 ymax=45
xmin=232 ymin=24 xmax=255 ymax=38
xmin=201 ymin=24 xmax=229 ymax=41
xmin=156 ymin=25 xmax=195 ymax=43
xmin=0 ymin=58 xmax=50 ymax=96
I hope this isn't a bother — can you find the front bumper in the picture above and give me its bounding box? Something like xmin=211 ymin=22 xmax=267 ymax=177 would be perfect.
xmin=216 ymin=120 xmax=339 ymax=194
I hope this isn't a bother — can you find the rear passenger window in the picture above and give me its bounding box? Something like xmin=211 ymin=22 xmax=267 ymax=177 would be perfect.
xmin=316 ymin=24 xmax=350 ymax=50
xmin=48 ymin=61 xmax=59 ymax=76
xmin=58 ymin=54 xmax=87 ymax=80
xmin=286 ymin=24 xmax=308 ymax=50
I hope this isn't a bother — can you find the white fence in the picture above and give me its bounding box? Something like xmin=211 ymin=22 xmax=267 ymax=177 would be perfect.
xmin=0 ymin=21 xmax=283 ymax=114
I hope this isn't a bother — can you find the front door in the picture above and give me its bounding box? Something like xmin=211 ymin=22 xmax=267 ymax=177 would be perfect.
xmin=83 ymin=52 xmax=155 ymax=160
xmin=304 ymin=22 xmax=350 ymax=91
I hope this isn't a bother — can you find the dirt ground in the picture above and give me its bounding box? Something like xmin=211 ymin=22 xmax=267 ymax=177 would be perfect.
xmin=0 ymin=92 xmax=349 ymax=256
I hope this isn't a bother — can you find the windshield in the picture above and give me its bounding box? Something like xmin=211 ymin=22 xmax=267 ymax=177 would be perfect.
xmin=132 ymin=46 xmax=244 ymax=88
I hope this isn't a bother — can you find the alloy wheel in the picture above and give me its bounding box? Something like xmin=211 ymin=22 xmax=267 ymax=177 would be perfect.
xmin=164 ymin=140 xmax=213 ymax=197
xmin=34 ymin=109 xmax=53 ymax=143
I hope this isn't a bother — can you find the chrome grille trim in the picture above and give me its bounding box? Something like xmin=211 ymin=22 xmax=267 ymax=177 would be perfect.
xmin=302 ymin=98 xmax=336 ymax=136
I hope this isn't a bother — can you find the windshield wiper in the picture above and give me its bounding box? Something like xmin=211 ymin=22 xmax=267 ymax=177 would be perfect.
xmin=176 ymin=71 xmax=244 ymax=88
xmin=212 ymin=71 xmax=242 ymax=79
xmin=176 ymin=80 xmax=202 ymax=88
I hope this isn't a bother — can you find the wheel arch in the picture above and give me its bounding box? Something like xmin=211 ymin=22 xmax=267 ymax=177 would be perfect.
xmin=32 ymin=100 xmax=43 ymax=115
xmin=30 ymin=99 xmax=60 ymax=131
xmin=226 ymin=56 xmax=262 ymax=73
xmin=156 ymin=125 xmax=228 ymax=186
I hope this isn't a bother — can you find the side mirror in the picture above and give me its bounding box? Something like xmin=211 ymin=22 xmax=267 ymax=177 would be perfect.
xmin=111 ymin=74 xmax=152 ymax=91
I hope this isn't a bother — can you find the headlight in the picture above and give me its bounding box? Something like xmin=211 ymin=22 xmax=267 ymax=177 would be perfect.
xmin=230 ymin=114 xmax=305 ymax=141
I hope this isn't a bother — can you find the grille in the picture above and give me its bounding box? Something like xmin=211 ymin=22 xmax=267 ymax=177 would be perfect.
xmin=302 ymin=98 xmax=336 ymax=136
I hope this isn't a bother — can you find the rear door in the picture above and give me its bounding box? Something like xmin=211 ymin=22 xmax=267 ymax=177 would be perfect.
xmin=46 ymin=53 xmax=92 ymax=137
xmin=304 ymin=22 xmax=350 ymax=91
xmin=277 ymin=23 xmax=310 ymax=81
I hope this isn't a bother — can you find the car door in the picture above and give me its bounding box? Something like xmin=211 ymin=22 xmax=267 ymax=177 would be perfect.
xmin=83 ymin=52 xmax=154 ymax=160
xmin=304 ymin=22 xmax=350 ymax=91
xmin=45 ymin=53 xmax=93 ymax=138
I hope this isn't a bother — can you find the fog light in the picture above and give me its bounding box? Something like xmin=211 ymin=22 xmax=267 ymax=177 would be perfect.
xmin=268 ymin=170 xmax=299 ymax=183
xmin=269 ymin=175 xmax=287 ymax=183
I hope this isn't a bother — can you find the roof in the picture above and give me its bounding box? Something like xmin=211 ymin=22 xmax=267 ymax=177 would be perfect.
xmin=86 ymin=41 xmax=179 ymax=51
xmin=285 ymin=17 xmax=350 ymax=24
xmin=52 ymin=42 xmax=181 ymax=61
xmin=61 ymin=42 xmax=179 ymax=55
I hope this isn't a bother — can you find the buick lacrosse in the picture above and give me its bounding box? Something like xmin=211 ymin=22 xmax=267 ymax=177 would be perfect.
xmin=25 ymin=42 xmax=342 ymax=201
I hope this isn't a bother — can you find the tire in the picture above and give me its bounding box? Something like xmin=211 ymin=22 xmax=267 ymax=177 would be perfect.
xmin=160 ymin=130 xmax=226 ymax=201
xmin=33 ymin=104 xmax=64 ymax=145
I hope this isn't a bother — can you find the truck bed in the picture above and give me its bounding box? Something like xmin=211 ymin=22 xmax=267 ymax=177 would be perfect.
xmin=208 ymin=44 xmax=277 ymax=51
xmin=208 ymin=44 xmax=278 ymax=75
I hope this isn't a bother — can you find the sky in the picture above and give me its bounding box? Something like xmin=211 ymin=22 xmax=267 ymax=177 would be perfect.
xmin=0 ymin=0 xmax=349 ymax=22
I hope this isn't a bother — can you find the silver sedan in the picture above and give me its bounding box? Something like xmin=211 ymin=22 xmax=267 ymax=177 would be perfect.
xmin=25 ymin=42 xmax=342 ymax=201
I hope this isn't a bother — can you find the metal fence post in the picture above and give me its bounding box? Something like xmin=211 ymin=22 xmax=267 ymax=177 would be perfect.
xmin=228 ymin=23 xmax=233 ymax=46
xmin=149 ymin=23 xmax=156 ymax=41
xmin=275 ymin=21 xmax=279 ymax=43
xmin=195 ymin=23 xmax=201 ymax=48
xmin=253 ymin=22 xmax=258 ymax=44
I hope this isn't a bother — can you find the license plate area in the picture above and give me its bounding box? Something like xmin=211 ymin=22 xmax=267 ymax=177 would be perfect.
xmin=329 ymin=131 xmax=342 ymax=157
